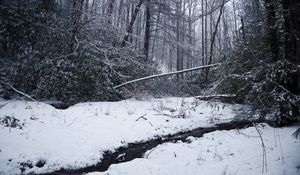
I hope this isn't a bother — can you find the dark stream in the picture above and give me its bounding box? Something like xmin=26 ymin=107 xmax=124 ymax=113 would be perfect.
xmin=39 ymin=119 xmax=273 ymax=175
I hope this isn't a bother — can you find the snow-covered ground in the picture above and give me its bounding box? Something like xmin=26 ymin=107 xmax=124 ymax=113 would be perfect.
xmin=0 ymin=97 xmax=246 ymax=174
xmin=89 ymin=124 xmax=300 ymax=175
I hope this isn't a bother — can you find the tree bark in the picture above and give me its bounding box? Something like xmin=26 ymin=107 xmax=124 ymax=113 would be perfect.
xmin=281 ymin=0 xmax=299 ymax=94
xmin=204 ymin=0 xmax=208 ymax=65
xmin=205 ymin=0 xmax=225 ymax=80
xmin=143 ymin=0 xmax=151 ymax=61
xmin=264 ymin=0 xmax=279 ymax=61
xmin=201 ymin=0 xmax=205 ymax=65
xmin=117 ymin=0 xmax=123 ymax=27
xmin=106 ymin=0 xmax=115 ymax=24
xmin=232 ymin=0 xmax=238 ymax=40
xmin=176 ymin=0 xmax=183 ymax=79
xmin=151 ymin=5 xmax=161 ymax=61
xmin=70 ymin=0 xmax=84 ymax=52
xmin=122 ymin=0 xmax=144 ymax=47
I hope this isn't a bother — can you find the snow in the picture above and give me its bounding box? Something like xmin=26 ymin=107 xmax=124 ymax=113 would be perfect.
xmin=0 ymin=97 xmax=245 ymax=174
xmin=89 ymin=124 xmax=300 ymax=175
xmin=1 ymin=98 xmax=299 ymax=175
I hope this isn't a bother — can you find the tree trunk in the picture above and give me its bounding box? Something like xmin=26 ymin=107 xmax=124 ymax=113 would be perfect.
xmin=151 ymin=5 xmax=161 ymax=61
xmin=201 ymin=0 xmax=205 ymax=65
xmin=240 ymin=17 xmax=246 ymax=41
xmin=39 ymin=0 xmax=56 ymax=12
xmin=117 ymin=0 xmax=123 ymax=27
xmin=143 ymin=0 xmax=151 ymax=61
xmin=106 ymin=0 xmax=115 ymax=24
xmin=84 ymin=0 xmax=89 ymax=22
xmin=187 ymin=1 xmax=193 ymax=69
xmin=264 ymin=0 xmax=279 ymax=61
xmin=70 ymin=0 xmax=84 ymax=52
xmin=281 ymin=0 xmax=300 ymax=94
xmin=205 ymin=0 xmax=225 ymax=81
xmin=114 ymin=63 xmax=220 ymax=89
xmin=232 ymin=0 xmax=238 ymax=40
xmin=176 ymin=0 xmax=183 ymax=79
xmin=122 ymin=0 xmax=144 ymax=47
xmin=204 ymin=0 xmax=208 ymax=65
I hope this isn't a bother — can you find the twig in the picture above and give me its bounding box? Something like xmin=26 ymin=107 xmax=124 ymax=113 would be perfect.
xmin=151 ymin=99 xmax=198 ymax=118
xmin=148 ymin=121 xmax=153 ymax=127
xmin=276 ymin=129 xmax=284 ymax=161
xmin=145 ymin=145 xmax=163 ymax=158
xmin=136 ymin=114 xmax=147 ymax=121
xmin=251 ymin=121 xmax=267 ymax=173
xmin=0 ymin=101 xmax=11 ymax=109
xmin=67 ymin=117 xmax=78 ymax=127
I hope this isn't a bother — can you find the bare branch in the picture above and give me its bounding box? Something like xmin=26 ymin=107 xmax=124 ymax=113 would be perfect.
xmin=0 ymin=80 xmax=37 ymax=102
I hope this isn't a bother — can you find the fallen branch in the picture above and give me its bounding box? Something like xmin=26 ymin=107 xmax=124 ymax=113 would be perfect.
xmin=195 ymin=94 xmax=236 ymax=100
xmin=114 ymin=63 xmax=220 ymax=89
xmin=0 ymin=80 xmax=37 ymax=102
xmin=136 ymin=114 xmax=147 ymax=121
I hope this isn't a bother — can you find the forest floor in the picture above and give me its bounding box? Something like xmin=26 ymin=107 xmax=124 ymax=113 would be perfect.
xmin=0 ymin=97 xmax=299 ymax=175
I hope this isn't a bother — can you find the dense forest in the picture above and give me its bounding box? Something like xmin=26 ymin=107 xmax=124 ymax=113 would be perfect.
xmin=1 ymin=1 xmax=300 ymax=174
xmin=0 ymin=0 xmax=299 ymax=125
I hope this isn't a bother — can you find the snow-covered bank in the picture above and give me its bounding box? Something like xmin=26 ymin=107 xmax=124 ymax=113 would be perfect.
xmin=89 ymin=124 xmax=300 ymax=175
xmin=0 ymin=97 xmax=245 ymax=174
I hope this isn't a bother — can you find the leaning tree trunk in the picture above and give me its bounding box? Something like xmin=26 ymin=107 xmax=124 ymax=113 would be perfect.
xmin=122 ymin=0 xmax=144 ymax=47
xmin=205 ymin=0 xmax=225 ymax=81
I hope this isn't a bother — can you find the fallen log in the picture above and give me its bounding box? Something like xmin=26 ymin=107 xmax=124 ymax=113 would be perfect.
xmin=195 ymin=94 xmax=237 ymax=103
xmin=114 ymin=63 xmax=220 ymax=89
xmin=195 ymin=94 xmax=236 ymax=99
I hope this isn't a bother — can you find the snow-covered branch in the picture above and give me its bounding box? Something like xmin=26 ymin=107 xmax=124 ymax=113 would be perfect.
xmin=114 ymin=63 xmax=220 ymax=89
xmin=195 ymin=94 xmax=236 ymax=100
